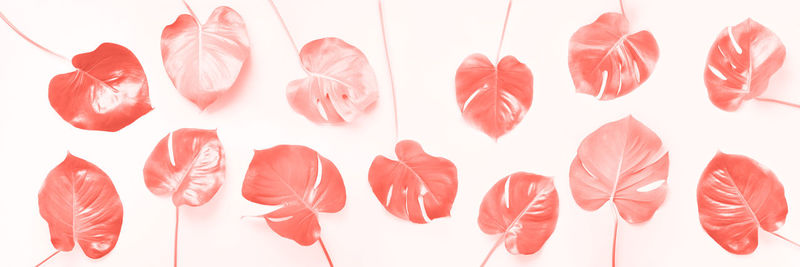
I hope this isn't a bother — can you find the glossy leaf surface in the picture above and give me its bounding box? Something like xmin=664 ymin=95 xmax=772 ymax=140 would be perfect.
xmin=704 ymin=18 xmax=786 ymax=111
xmin=568 ymin=12 xmax=659 ymax=100
xmin=286 ymin=37 xmax=379 ymax=124
xmin=161 ymin=6 xmax=250 ymax=109
xmin=478 ymin=172 xmax=558 ymax=255
xmin=38 ymin=153 xmax=123 ymax=259
xmin=569 ymin=115 xmax=669 ymax=223
xmin=697 ymin=152 xmax=788 ymax=254
xmin=143 ymin=128 xmax=225 ymax=207
xmin=455 ymin=54 xmax=533 ymax=139
xmin=368 ymin=140 xmax=458 ymax=223
xmin=242 ymin=145 xmax=346 ymax=245
xmin=49 ymin=43 xmax=152 ymax=131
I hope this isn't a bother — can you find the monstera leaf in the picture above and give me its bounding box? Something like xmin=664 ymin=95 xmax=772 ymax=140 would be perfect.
xmin=144 ymin=128 xmax=226 ymax=207
xmin=143 ymin=128 xmax=226 ymax=266
xmin=568 ymin=12 xmax=659 ymax=100
xmin=286 ymin=37 xmax=379 ymax=124
xmin=161 ymin=6 xmax=250 ymax=109
xmin=455 ymin=54 xmax=533 ymax=140
xmin=38 ymin=153 xmax=123 ymax=264
xmin=0 ymin=12 xmax=151 ymax=131
xmin=478 ymin=172 xmax=558 ymax=266
xmin=697 ymin=152 xmax=794 ymax=254
xmin=569 ymin=115 xmax=669 ymax=266
xmin=49 ymin=43 xmax=152 ymax=131
xmin=242 ymin=145 xmax=345 ymax=266
xmin=704 ymin=18 xmax=787 ymax=111
xmin=368 ymin=140 xmax=458 ymax=224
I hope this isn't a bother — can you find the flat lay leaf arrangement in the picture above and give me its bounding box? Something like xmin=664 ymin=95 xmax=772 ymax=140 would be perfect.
xmin=1 ymin=0 xmax=798 ymax=266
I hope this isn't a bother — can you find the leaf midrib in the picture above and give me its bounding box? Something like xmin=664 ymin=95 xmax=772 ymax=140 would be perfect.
xmin=300 ymin=54 xmax=362 ymax=94
xmin=717 ymin=169 xmax=762 ymax=228
xmin=501 ymin=179 xmax=546 ymax=237
xmin=171 ymin=138 xmax=215 ymax=205
xmin=590 ymin=34 xmax=631 ymax=75
xmin=395 ymin=159 xmax=442 ymax=205
xmin=261 ymin=155 xmax=321 ymax=216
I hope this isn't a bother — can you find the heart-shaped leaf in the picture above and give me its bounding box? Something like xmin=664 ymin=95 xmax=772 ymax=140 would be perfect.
xmin=143 ymin=128 xmax=225 ymax=266
xmin=286 ymin=37 xmax=379 ymax=124
xmin=49 ymin=43 xmax=152 ymax=131
xmin=455 ymin=54 xmax=533 ymax=139
xmin=569 ymin=115 xmax=669 ymax=223
xmin=38 ymin=153 xmax=123 ymax=260
xmin=368 ymin=140 xmax=458 ymax=224
xmin=569 ymin=115 xmax=668 ymax=266
xmin=697 ymin=152 xmax=788 ymax=254
xmin=242 ymin=145 xmax=345 ymax=246
xmin=568 ymin=12 xmax=659 ymax=100
xmin=143 ymin=128 xmax=226 ymax=207
xmin=478 ymin=172 xmax=558 ymax=266
xmin=161 ymin=6 xmax=251 ymax=109
xmin=704 ymin=18 xmax=786 ymax=111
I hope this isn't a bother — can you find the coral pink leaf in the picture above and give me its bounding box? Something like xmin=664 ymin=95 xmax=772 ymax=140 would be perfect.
xmin=242 ymin=145 xmax=346 ymax=246
xmin=38 ymin=153 xmax=123 ymax=259
xmin=704 ymin=18 xmax=786 ymax=111
xmin=144 ymin=128 xmax=225 ymax=207
xmin=478 ymin=172 xmax=558 ymax=262
xmin=569 ymin=115 xmax=669 ymax=223
xmin=161 ymin=6 xmax=250 ymax=109
xmin=287 ymin=38 xmax=379 ymax=124
xmin=368 ymin=140 xmax=458 ymax=224
xmin=697 ymin=152 xmax=788 ymax=254
xmin=49 ymin=43 xmax=152 ymax=131
xmin=568 ymin=13 xmax=659 ymax=100
xmin=455 ymin=54 xmax=533 ymax=139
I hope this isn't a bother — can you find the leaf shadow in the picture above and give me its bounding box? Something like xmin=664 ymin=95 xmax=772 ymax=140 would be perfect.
xmin=239 ymin=216 xmax=320 ymax=259
xmin=512 ymin=250 xmax=545 ymax=265
xmin=763 ymin=55 xmax=795 ymax=100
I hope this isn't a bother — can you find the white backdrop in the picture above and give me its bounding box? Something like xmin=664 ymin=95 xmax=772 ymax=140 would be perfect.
xmin=1 ymin=0 xmax=799 ymax=266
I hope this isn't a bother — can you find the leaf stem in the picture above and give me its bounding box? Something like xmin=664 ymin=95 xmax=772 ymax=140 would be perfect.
xmin=34 ymin=250 xmax=59 ymax=267
xmin=495 ymin=0 xmax=513 ymax=63
xmin=611 ymin=205 xmax=619 ymax=267
xmin=0 ymin=11 xmax=68 ymax=61
xmin=480 ymin=237 xmax=504 ymax=267
xmin=318 ymin=237 xmax=334 ymax=267
xmin=754 ymin=97 xmax=800 ymax=109
xmin=174 ymin=206 xmax=180 ymax=267
xmin=266 ymin=0 xmax=305 ymax=72
xmin=378 ymin=0 xmax=399 ymax=141
xmin=770 ymin=232 xmax=800 ymax=248
xmin=182 ymin=0 xmax=199 ymax=21
xmin=619 ymin=0 xmax=626 ymax=17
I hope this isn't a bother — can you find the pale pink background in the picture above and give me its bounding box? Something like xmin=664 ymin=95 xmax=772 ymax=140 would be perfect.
xmin=1 ymin=0 xmax=799 ymax=266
